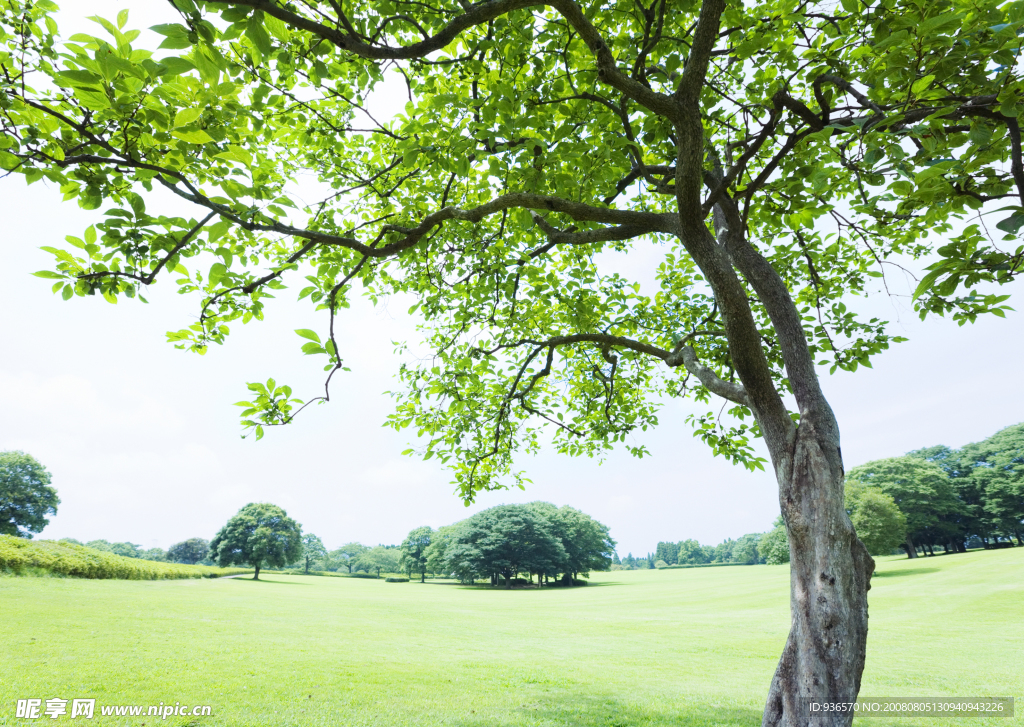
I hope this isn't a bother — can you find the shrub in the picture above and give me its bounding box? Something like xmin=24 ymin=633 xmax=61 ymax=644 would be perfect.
xmin=384 ymin=577 xmax=409 ymax=582
xmin=0 ymin=536 xmax=248 ymax=580
xmin=654 ymin=559 xmax=669 ymax=569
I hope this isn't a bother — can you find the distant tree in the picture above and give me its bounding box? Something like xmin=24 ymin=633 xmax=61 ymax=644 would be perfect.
xmin=612 ymin=552 xmax=621 ymax=566
xmin=141 ymin=547 xmax=167 ymax=562
xmin=330 ymin=542 xmax=368 ymax=573
xmin=423 ymin=526 xmax=457 ymax=579
xmin=711 ymin=539 xmax=735 ymax=564
xmin=110 ymin=542 xmax=142 ymax=559
xmin=758 ymin=518 xmax=790 ymax=565
xmin=847 ymin=457 xmax=959 ymax=558
xmin=677 ymin=539 xmax=710 ymax=565
xmin=300 ymin=533 xmax=328 ymax=574
xmin=731 ymin=534 xmax=764 ymax=565
xmin=399 ymin=526 xmax=434 ymax=582
xmin=966 ymin=423 xmax=1024 ymax=545
xmin=844 ymin=484 xmax=907 ymax=556
xmin=655 ymin=541 xmax=679 ymax=565
xmin=354 ymin=545 xmax=400 ymax=578
xmin=526 ymin=502 xmax=615 ymax=580
xmin=167 ymin=538 xmax=210 ymax=565
xmin=654 ymin=559 xmax=669 ymax=569
xmin=58 ymin=537 xmax=83 ymax=546
xmin=910 ymin=444 xmax=990 ymax=550
xmin=0 ymin=451 xmax=59 ymax=539
xmin=209 ymin=503 xmax=302 ymax=580
xmin=446 ymin=505 xmax=567 ymax=588
xmin=86 ymin=539 xmax=112 ymax=552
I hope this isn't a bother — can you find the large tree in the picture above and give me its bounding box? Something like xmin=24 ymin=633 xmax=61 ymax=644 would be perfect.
xmin=208 ymin=502 xmax=303 ymax=579
xmin=0 ymin=451 xmax=59 ymax=539
xmin=3 ymin=0 xmax=1023 ymax=721
xmin=441 ymin=504 xmax=568 ymax=587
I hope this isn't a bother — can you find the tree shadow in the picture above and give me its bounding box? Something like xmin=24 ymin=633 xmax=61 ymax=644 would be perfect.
xmin=873 ymin=568 xmax=939 ymax=578
xmin=233 ymin=577 xmax=312 ymax=585
xmin=439 ymin=691 xmax=763 ymax=726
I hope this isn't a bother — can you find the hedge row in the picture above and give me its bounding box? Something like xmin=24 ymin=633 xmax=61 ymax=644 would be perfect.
xmin=0 ymin=536 xmax=250 ymax=580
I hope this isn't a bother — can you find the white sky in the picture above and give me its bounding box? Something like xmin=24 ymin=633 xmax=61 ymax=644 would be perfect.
xmin=1 ymin=2 xmax=1022 ymax=556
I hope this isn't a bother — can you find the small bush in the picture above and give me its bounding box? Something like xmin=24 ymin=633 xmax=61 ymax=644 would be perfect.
xmin=384 ymin=577 xmax=409 ymax=582
xmin=0 ymin=536 xmax=249 ymax=580
xmin=350 ymin=572 xmax=378 ymax=579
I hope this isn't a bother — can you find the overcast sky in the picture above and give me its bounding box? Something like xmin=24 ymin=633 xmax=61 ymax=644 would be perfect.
xmin=2 ymin=3 xmax=1022 ymax=556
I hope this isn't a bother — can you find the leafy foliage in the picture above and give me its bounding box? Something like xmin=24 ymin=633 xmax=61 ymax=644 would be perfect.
xmin=2 ymin=0 xmax=1020 ymax=501
xmin=0 ymin=451 xmax=59 ymax=538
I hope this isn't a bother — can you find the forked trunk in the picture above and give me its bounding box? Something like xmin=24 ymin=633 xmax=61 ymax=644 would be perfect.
xmin=763 ymin=423 xmax=874 ymax=727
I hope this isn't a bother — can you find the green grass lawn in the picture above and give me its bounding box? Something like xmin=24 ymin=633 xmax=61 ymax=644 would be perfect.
xmin=1 ymin=548 xmax=1021 ymax=726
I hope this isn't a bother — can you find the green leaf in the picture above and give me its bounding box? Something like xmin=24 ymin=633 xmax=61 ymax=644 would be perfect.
xmin=996 ymin=212 xmax=1024 ymax=234
xmin=32 ymin=270 xmax=64 ymax=280
xmin=173 ymin=108 xmax=203 ymax=127
xmin=295 ymin=329 xmax=321 ymax=343
xmin=911 ymin=75 xmax=935 ymax=95
xmin=117 ymin=9 xmax=129 ymax=29
xmin=171 ymin=129 xmax=215 ymax=144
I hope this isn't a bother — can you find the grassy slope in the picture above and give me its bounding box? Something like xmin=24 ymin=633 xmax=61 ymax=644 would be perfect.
xmin=0 ymin=548 xmax=1020 ymax=727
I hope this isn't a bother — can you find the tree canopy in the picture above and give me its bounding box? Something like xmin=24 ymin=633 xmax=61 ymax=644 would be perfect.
xmin=208 ymin=502 xmax=302 ymax=579
xmin=0 ymin=451 xmax=59 ymax=539
xmin=5 ymin=0 xmax=1024 ymax=720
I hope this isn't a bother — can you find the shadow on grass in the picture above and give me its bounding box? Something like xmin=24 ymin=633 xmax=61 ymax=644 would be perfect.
xmin=430 ymin=580 xmax=627 ymax=591
xmin=233 ymin=577 xmax=313 ymax=585
xmin=442 ymin=692 xmax=762 ymax=726
xmin=873 ymin=568 xmax=939 ymax=578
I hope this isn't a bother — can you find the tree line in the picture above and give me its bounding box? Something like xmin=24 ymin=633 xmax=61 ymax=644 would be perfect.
xmin=648 ymin=422 xmax=1024 ymax=565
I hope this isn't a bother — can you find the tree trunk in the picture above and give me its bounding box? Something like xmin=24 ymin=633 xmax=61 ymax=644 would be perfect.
xmin=904 ymin=537 xmax=917 ymax=559
xmin=762 ymin=424 xmax=874 ymax=727
xmin=253 ymin=563 xmax=260 ymax=581
xmin=421 ymin=569 xmax=426 ymax=583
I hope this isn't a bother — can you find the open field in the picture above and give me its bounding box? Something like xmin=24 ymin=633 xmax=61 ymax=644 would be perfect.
xmin=1 ymin=548 xmax=1021 ymax=727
